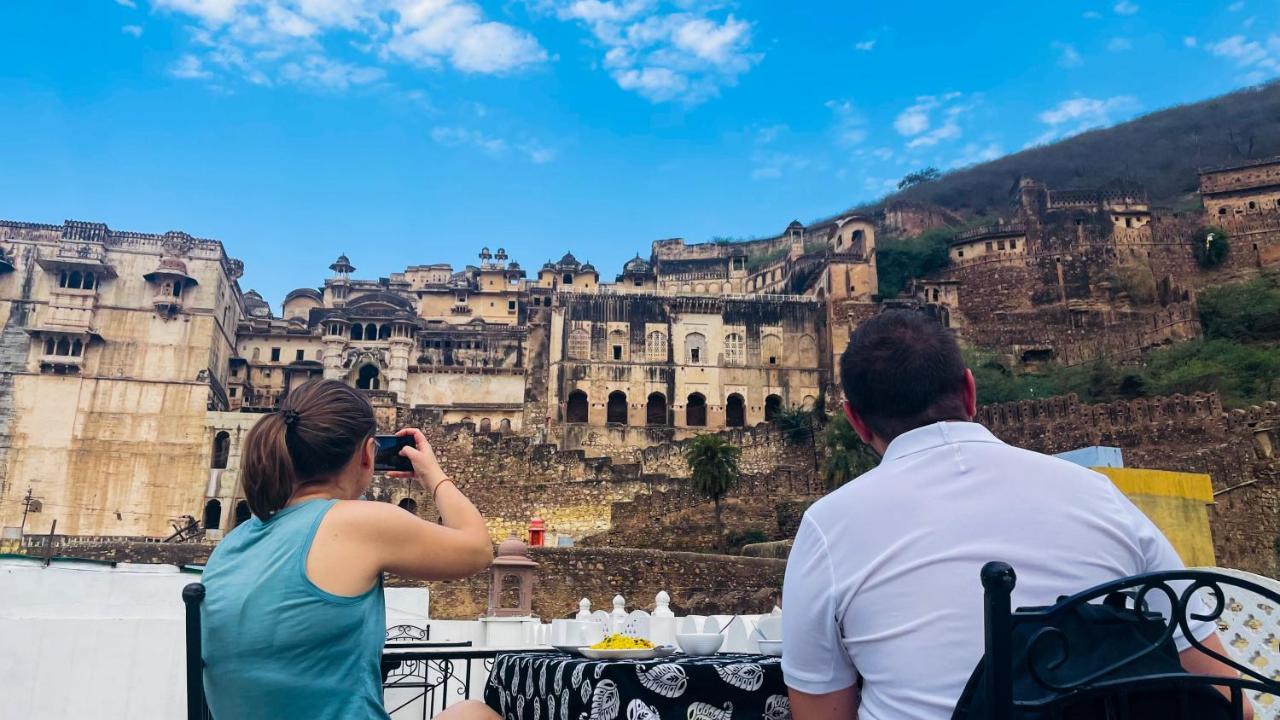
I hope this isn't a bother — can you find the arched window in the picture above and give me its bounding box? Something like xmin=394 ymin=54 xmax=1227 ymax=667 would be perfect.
xmin=686 ymin=393 xmax=707 ymax=427
xmin=765 ymin=394 xmax=782 ymax=421
xmin=44 ymin=338 xmax=54 ymax=355
xmin=566 ymin=390 xmax=589 ymax=423
xmin=351 ymin=324 xmax=363 ymax=341
xmin=563 ymin=273 xmax=573 ymax=285
xmin=607 ymin=391 xmax=628 ymax=425
xmin=798 ymin=335 xmax=817 ymax=366
xmin=211 ymin=431 xmax=230 ymax=469
xmin=58 ymin=271 xmax=69 ymax=288
xmin=851 ymin=229 xmax=866 ymax=256
xmin=86 ymin=272 xmax=96 ymax=290
xmin=365 ymin=324 xmax=377 ymax=341
xmin=398 ymin=497 xmax=418 ymax=515
xmin=379 ymin=324 xmax=391 ymax=340
xmin=203 ymin=499 xmax=222 ymax=530
xmin=761 ymin=334 xmax=782 ymax=366
xmin=726 ymin=393 xmax=745 ymax=427
xmin=56 ymin=337 xmax=70 ymax=356
xmin=723 ymin=333 xmax=744 ymax=365
xmin=568 ymin=329 xmax=591 ymax=360
xmin=685 ymin=333 xmax=706 ymax=365
xmin=499 ymin=418 xmax=512 ymax=433
xmin=252 ymin=347 xmax=261 ymax=360
xmin=608 ymin=330 xmax=628 ymax=362
xmin=479 ymin=418 xmax=491 ymax=433
xmin=645 ymin=331 xmax=667 ymax=362
xmin=233 ymin=500 xmax=252 ymax=526
xmin=356 ymin=364 xmax=380 ymax=390
xmin=69 ymin=270 xmax=82 ymax=289
xmin=646 ymin=392 xmax=667 ymax=426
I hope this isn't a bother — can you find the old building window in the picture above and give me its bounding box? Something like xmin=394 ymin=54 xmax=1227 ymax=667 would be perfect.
xmin=56 ymin=337 xmax=71 ymax=356
xmin=456 ymin=292 xmax=467 ymax=303
xmin=270 ymin=347 xmax=281 ymax=362
xmin=294 ymin=349 xmax=304 ymax=362
xmin=726 ymin=393 xmax=745 ymax=427
xmin=314 ymin=349 xmax=322 ymax=361
xmin=1009 ymin=239 xmax=1017 ymax=250
xmin=646 ymin=392 xmax=667 ymax=426
xmin=724 ymin=333 xmax=744 ymax=365
xmin=1249 ymin=201 xmax=1257 ymax=210
xmin=997 ymin=241 xmax=1005 ymax=250
xmin=761 ymin=334 xmax=782 ymax=366
xmin=957 ymin=250 xmax=964 ymax=258
xmin=765 ymin=394 xmax=782 ymax=421
xmin=686 ymin=393 xmax=707 ymax=427
xmin=685 ymin=333 xmax=706 ymax=364
xmin=851 ymin=229 xmax=866 ymax=256
xmin=563 ymin=274 xmax=573 ymax=285
xmin=508 ymin=300 xmax=517 ymax=312
xmin=566 ymin=390 xmax=588 ymax=423
xmin=365 ymin=323 xmax=377 ymax=340
xmin=607 ymin=391 xmax=628 ymax=425
xmin=499 ymin=418 xmax=512 ymax=433
xmin=609 ymin=330 xmax=628 ymax=362
xmin=646 ymin=331 xmax=667 ymax=362
xmin=479 ymin=418 xmax=491 ymax=433
xmin=356 ymin=364 xmax=380 ymax=390
xmin=230 ymin=387 xmax=237 ymax=398
xmin=211 ymin=431 xmax=231 ymax=469
xmin=379 ymin=325 xmax=391 ymax=340
xmin=568 ymin=329 xmax=591 ymax=360
xmin=234 ymin=500 xmax=252 ymax=526
xmin=351 ymin=324 xmax=363 ymax=341
xmin=203 ymin=499 xmax=222 ymax=531
xmin=985 ymin=242 xmax=993 ymax=252
xmin=932 ymin=288 xmax=940 ymax=302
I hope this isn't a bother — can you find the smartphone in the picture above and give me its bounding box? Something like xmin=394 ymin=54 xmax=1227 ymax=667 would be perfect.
xmin=373 ymin=435 xmax=415 ymax=473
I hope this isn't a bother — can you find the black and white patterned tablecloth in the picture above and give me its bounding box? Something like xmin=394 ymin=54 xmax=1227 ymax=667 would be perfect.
xmin=484 ymin=652 xmax=791 ymax=720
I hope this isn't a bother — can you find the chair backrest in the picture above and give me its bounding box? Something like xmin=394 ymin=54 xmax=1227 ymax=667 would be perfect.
xmin=975 ymin=561 xmax=1280 ymax=720
xmin=182 ymin=582 xmax=212 ymax=720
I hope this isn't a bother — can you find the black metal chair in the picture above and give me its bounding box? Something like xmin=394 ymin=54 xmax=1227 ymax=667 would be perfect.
xmin=182 ymin=582 xmax=213 ymax=720
xmin=975 ymin=561 xmax=1280 ymax=720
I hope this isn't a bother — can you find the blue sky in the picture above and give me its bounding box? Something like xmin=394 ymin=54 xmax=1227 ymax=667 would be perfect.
xmin=2 ymin=1 xmax=1277 ymax=307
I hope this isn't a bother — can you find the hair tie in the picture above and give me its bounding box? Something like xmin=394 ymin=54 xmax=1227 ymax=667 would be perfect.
xmin=282 ymin=409 xmax=301 ymax=427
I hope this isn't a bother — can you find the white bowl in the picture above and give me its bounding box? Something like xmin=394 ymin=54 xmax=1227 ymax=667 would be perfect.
xmin=757 ymin=640 xmax=783 ymax=656
xmin=676 ymin=633 xmax=724 ymax=656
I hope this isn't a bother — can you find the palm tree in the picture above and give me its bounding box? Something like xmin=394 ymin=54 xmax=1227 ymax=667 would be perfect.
xmin=819 ymin=413 xmax=879 ymax=489
xmin=683 ymin=434 xmax=742 ymax=551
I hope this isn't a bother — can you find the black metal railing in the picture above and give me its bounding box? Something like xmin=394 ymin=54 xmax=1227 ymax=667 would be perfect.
xmin=382 ymin=648 xmax=516 ymax=719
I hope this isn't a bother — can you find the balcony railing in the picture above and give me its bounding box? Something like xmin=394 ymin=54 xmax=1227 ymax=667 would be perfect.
xmin=382 ymin=648 xmax=526 ymax=719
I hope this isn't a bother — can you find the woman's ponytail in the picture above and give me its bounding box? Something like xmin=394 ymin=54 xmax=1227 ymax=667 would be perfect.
xmin=238 ymin=379 xmax=376 ymax=520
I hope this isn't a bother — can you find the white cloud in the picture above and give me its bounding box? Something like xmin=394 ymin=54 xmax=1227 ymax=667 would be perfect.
xmin=854 ymin=39 xmax=876 ymax=51
xmin=170 ymin=54 xmax=213 ymax=79
xmin=1184 ymin=36 xmax=1198 ymax=48
xmin=151 ymin=0 xmax=548 ymax=90
xmin=1053 ymin=41 xmax=1083 ymax=68
xmin=431 ymin=126 xmax=508 ymax=155
xmin=1243 ymin=16 xmax=1256 ymax=29
xmin=520 ymin=142 xmax=557 ymax=164
xmin=1033 ymin=95 xmax=1140 ymax=144
xmin=753 ymin=124 xmax=787 ymax=144
xmin=871 ymin=147 xmax=894 ymax=161
xmin=279 ymin=54 xmax=384 ymax=89
xmin=949 ymin=142 xmax=1003 ymax=169
xmin=750 ymin=151 xmax=809 ymax=181
xmin=1204 ymin=34 xmax=1280 ymax=83
xmin=1113 ymin=1 xmax=1139 ymax=15
xmin=826 ymin=100 xmax=866 ymax=146
xmin=115 ymin=0 xmax=138 ymax=7
xmin=1082 ymin=10 xmax=1102 ymax=19
xmin=1107 ymin=37 xmax=1132 ymax=52
xmin=1228 ymin=1 xmax=1245 ymax=11
xmin=543 ymin=2 xmax=761 ymax=104
xmin=122 ymin=24 xmax=144 ymax=37
xmin=893 ymin=92 xmax=968 ymax=149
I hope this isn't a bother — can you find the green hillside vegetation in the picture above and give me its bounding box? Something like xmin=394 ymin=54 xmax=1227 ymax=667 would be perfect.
xmin=874 ymin=229 xmax=951 ymax=298
xmin=967 ymin=273 xmax=1280 ymax=408
xmin=855 ymin=81 xmax=1280 ymax=218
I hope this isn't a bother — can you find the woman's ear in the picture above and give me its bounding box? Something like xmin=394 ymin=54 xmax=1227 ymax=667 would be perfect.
xmin=360 ymin=436 xmax=375 ymax=469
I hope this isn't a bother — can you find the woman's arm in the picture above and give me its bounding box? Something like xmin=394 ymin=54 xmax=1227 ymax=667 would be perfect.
xmin=332 ymin=429 xmax=494 ymax=584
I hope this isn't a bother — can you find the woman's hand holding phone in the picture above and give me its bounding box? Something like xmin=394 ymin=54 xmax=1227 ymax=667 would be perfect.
xmin=389 ymin=428 xmax=448 ymax=493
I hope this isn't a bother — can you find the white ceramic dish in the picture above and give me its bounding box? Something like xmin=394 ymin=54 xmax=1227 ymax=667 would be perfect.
xmin=579 ymin=645 xmax=675 ymax=660
xmin=756 ymin=640 xmax=783 ymax=656
xmin=552 ymin=645 xmax=587 ymax=654
xmin=676 ymin=632 xmax=725 ymax=656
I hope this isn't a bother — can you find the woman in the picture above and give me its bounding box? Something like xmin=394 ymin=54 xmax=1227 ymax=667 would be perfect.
xmin=201 ymin=379 xmax=498 ymax=720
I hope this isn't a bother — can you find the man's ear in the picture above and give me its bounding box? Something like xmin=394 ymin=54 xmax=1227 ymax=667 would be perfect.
xmin=843 ymin=400 xmax=877 ymax=445
xmin=962 ymin=368 xmax=978 ymax=420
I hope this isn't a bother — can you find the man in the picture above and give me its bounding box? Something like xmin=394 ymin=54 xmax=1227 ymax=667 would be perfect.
xmin=781 ymin=310 xmax=1245 ymax=720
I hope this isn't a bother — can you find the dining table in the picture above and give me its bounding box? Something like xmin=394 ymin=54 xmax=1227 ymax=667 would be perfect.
xmin=484 ymin=651 xmax=792 ymax=720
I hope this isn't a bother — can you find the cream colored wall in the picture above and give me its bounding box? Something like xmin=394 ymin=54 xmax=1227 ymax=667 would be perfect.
xmin=948 ymin=234 xmax=1028 ymax=263
xmin=405 ymin=371 xmax=525 ymax=407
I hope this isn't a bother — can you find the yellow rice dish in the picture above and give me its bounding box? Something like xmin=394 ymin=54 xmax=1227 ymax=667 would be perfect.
xmin=589 ymin=634 xmax=654 ymax=650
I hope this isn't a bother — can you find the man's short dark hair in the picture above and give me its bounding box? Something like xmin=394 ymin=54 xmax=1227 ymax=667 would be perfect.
xmin=839 ymin=310 xmax=969 ymax=442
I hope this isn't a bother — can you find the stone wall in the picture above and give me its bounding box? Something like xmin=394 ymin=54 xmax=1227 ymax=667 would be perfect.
xmin=412 ymin=546 xmax=787 ymax=620
xmin=978 ymin=393 xmax=1280 ymax=576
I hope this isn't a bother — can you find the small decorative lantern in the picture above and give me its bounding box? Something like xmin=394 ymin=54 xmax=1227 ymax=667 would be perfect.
xmin=528 ymin=517 xmax=545 ymax=547
xmin=486 ymin=534 xmax=538 ymax=617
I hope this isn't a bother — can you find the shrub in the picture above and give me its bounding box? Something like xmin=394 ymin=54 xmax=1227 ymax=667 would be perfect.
xmin=1191 ymin=226 xmax=1229 ymax=268
xmin=1198 ymin=273 xmax=1280 ymax=342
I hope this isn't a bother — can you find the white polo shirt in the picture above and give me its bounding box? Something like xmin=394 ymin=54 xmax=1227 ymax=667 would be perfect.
xmin=781 ymin=421 xmax=1212 ymax=720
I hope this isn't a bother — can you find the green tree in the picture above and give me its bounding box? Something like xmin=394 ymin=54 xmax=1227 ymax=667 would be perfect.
xmin=1198 ymin=272 xmax=1280 ymax=341
xmin=819 ymin=413 xmax=879 ymax=489
xmin=773 ymin=405 xmax=816 ymax=445
xmin=1191 ymin=226 xmax=1229 ymax=269
xmin=898 ymin=166 xmax=941 ymax=190
xmin=875 ymin=229 xmax=952 ymax=298
xmin=683 ymin=434 xmax=742 ymax=551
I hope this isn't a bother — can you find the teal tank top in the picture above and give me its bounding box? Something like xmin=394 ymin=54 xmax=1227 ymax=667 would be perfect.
xmin=201 ymin=499 xmax=389 ymax=720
